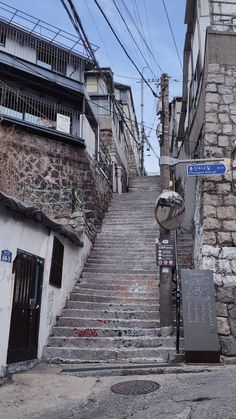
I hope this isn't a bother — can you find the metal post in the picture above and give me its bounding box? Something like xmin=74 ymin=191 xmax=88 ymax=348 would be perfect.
xmin=159 ymin=73 xmax=173 ymax=336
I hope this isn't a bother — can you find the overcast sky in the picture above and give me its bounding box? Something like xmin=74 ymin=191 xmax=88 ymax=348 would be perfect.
xmin=7 ymin=0 xmax=186 ymax=173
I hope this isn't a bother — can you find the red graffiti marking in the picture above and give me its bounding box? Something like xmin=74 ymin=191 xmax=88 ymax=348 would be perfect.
xmin=97 ymin=319 xmax=107 ymax=325
xmin=73 ymin=328 xmax=98 ymax=337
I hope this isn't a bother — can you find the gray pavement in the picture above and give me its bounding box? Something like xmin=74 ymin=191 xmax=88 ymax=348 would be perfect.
xmin=0 ymin=363 xmax=236 ymax=418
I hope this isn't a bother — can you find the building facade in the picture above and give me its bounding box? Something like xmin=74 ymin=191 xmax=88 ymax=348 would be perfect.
xmin=85 ymin=68 xmax=140 ymax=193
xmin=0 ymin=4 xmax=113 ymax=242
xmin=177 ymin=0 xmax=236 ymax=356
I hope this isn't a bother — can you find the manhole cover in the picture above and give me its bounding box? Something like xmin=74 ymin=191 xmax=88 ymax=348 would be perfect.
xmin=110 ymin=380 xmax=160 ymax=395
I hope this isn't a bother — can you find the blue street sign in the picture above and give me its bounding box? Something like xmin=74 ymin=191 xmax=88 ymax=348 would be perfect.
xmin=187 ymin=163 xmax=227 ymax=176
xmin=1 ymin=249 xmax=12 ymax=263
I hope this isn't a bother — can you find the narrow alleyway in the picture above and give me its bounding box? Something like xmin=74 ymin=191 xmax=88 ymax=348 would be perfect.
xmin=43 ymin=176 xmax=177 ymax=364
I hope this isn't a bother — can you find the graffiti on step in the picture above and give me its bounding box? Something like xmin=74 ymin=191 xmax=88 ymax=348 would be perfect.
xmin=73 ymin=328 xmax=98 ymax=337
xmin=129 ymin=283 xmax=147 ymax=294
xmin=97 ymin=319 xmax=107 ymax=325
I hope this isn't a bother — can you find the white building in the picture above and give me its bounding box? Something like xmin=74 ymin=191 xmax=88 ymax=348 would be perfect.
xmin=0 ymin=192 xmax=91 ymax=377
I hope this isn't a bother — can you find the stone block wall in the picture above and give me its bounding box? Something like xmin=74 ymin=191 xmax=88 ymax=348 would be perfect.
xmin=0 ymin=124 xmax=112 ymax=241
xmin=194 ymin=62 xmax=236 ymax=356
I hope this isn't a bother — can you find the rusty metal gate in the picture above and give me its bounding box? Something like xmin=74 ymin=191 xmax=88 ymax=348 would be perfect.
xmin=7 ymin=250 xmax=44 ymax=364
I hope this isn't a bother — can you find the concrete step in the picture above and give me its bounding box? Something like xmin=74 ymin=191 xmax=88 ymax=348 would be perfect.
xmin=87 ymin=256 xmax=156 ymax=262
xmin=60 ymin=309 xmax=159 ymax=320
xmin=84 ymin=260 xmax=156 ymax=266
xmin=47 ymin=336 xmax=178 ymax=349
xmin=43 ymin=346 xmax=175 ymax=363
xmin=83 ymin=265 xmax=157 ymax=272
xmin=70 ymin=294 xmax=158 ymax=304
xmin=71 ymin=287 xmax=158 ymax=297
xmin=80 ymin=273 xmax=158 ymax=280
xmin=57 ymin=317 xmax=160 ymax=329
xmin=65 ymin=301 xmax=159 ymax=311
xmin=77 ymin=282 xmax=158 ymax=291
xmin=51 ymin=326 xmax=162 ymax=338
xmin=82 ymin=266 xmax=157 ymax=275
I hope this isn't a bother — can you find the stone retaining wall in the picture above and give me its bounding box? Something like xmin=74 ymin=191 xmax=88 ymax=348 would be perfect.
xmin=0 ymin=124 xmax=112 ymax=241
xmin=193 ymin=62 xmax=236 ymax=356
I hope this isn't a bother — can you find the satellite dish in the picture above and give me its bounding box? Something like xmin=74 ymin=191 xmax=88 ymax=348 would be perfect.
xmin=154 ymin=190 xmax=185 ymax=230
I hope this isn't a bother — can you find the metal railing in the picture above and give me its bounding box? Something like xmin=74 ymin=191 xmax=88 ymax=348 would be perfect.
xmin=210 ymin=1 xmax=236 ymax=30
xmin=0 ymin=83 xmax=80 ymax=136
xmin=0 ymin=1 xmax=97 ymax=67
xmin=22 ymin=187 xmax=83 ymax=215
xmin=98 ymin=138 xmax=112 ymax=182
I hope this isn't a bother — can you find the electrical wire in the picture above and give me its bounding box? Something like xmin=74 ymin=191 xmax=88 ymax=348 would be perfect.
xmin=132 ymin=0 xmax=145 ymax=41
xmin=60 ymin=0 xmax=99 ymax=67
xmin=162 ymin=0 xmax=183 ymax=72
xmin=83 ymin=0 xmax=115 ymax=69
xmin=111 ymin=0 xmax=157 ymax=79
xmin=93 ymin=0 xmax=158 ymax=97
xmin=119 ymin=0 xmax=163 ymax=74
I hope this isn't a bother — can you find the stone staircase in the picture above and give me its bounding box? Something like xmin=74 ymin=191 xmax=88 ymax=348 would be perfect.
xmin=43 ymin=176 xmax=180 ymax=364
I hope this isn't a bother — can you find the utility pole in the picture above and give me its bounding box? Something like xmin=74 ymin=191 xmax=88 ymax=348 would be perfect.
xmin=159 ymin=73 xmax=173 ymax=336
xmin=140 ymin=67 xmax=147 ymax=175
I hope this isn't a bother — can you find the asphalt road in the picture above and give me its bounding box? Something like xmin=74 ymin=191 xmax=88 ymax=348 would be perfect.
xmin=0 ymin=363 xmax=236 ymax=419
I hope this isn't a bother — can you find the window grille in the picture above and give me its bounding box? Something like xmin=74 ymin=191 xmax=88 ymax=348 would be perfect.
xmin=0 ymin=83 xmax=80 ymax=136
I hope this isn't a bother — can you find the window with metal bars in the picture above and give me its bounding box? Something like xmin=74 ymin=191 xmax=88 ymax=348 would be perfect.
xmin=49 ymin=237 xmax=64 ymax=288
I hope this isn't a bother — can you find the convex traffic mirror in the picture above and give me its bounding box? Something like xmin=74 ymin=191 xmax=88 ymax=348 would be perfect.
xmin=154 ymin=191 xmax=185 ymax=230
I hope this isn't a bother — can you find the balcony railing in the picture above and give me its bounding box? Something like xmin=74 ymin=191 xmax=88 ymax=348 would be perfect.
xmin=0 ymin=83 xmax=80 ymax=137
xmin=210 ymin=1 xmax=236 ymax=30
xmin=0 ymin=2 xmax=98 ymax=81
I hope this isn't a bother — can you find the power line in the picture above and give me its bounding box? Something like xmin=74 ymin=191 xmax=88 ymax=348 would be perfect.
xmin=60 ymin=0 xmax=99 ymax=67
xmin=132 ymin=0 xmax=146 ymax=45
xmin=162 ymin=0 xmax=183 ymax=72
xmin=83 ymin=0 xmax=115 ymax=69
xmin=119 ymin=0 xmax=163 ymax=75
xmin=111 ymin=0 xmax=157 ymax=79
xmin=93 ymin=0 xmax=158 ymax=97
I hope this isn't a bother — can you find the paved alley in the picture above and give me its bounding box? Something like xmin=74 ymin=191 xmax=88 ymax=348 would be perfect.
xmin=0 ymin=363 xmax=236 ymax=418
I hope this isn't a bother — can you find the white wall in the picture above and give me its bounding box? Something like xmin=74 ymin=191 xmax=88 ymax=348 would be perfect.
xmin=1 ymin=37 xmax=37 ymax=63
xmin=82 ymin=114 xmax=97 ymax=159
xmin=0 ymin=209 xmax=92 ymax=377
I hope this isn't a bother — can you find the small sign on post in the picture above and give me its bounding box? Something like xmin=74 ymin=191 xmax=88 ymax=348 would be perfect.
xmin=181 ymin=269 xmax=220 ymax=363
xmin=187 ymin=163 xmax=227 ymax=176
xmin=156 ymin=236 xmax=176 ymax=267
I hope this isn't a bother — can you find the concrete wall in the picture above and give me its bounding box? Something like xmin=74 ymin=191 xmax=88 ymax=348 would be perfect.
xmin=0 ymin=208 xmax=92 ymax=377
